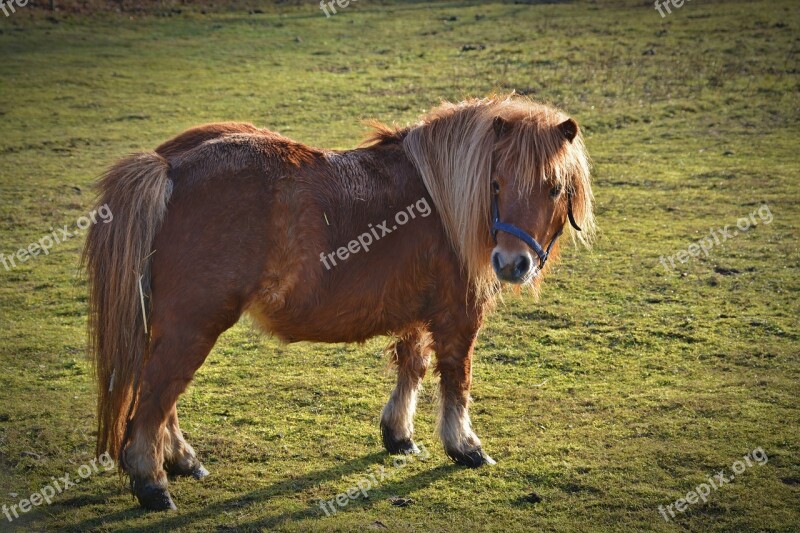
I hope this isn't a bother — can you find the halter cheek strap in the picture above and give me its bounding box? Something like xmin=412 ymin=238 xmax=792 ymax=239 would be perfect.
xmin=490 ymin=183 xmax=581 ymax=269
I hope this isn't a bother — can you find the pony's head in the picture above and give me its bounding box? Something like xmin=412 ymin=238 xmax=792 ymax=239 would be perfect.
xmin=403 ymin=94 xmax=595 ymax=301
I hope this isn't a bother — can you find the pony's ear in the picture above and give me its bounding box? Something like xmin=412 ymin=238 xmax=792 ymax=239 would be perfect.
xmin=557 ymin=118 xmax=579 ymax=143
xmin=492 ymin=116 xmax=510 ymax=137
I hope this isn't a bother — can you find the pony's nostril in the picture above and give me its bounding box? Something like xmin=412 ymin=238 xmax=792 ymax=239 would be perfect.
xmin=515 ymin=255 xmax=531 ymax=275
xmin=492 ymin=252 xmax=503 ymax=272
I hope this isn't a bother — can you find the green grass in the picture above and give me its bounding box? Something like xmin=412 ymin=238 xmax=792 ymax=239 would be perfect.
xmin=1 ymin=0 xmax=798 ymax=530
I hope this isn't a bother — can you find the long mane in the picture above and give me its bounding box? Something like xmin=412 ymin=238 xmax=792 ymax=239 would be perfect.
xmin=401 ymin=94 xmax=596 ymax=302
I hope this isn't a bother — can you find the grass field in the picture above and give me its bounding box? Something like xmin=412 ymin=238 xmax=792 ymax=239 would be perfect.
xmin=0 ymin=0 xmax=798 ymax=531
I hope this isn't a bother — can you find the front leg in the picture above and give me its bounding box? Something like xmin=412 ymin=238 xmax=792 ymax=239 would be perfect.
xmin=431 ymin=310 xmax=496 ymax=467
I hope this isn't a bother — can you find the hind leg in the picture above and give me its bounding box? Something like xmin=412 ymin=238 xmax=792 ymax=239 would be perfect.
xmin=123 ymin=316 xmax=233 ymax=510
xmin=380 ymin=328 xmax=431 ymax=454
xmin=163 ymin=406 xmax=209 ymax=480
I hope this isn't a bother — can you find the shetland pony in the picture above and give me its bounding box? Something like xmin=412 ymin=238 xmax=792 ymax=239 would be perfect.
xmin=83 ymin=94 xmax=595 ymax=510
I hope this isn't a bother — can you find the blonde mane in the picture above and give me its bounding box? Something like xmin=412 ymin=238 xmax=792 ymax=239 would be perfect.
xmin=402 ymin=94 xmax=595 ymax=302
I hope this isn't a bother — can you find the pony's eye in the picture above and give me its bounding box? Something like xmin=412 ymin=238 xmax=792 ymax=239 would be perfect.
xmin=549 ymin=185 xmax=562 ymax=198
xmin=492 ymin=181 xmax=500 ymax=193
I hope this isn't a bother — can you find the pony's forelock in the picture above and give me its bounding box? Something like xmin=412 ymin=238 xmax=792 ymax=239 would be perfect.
xmin=402 ymin=94 xmax=595 ymax=301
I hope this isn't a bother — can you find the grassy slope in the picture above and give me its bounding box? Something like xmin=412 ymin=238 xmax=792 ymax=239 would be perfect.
xmin=0 ymin=1 xmax=798 ymax=531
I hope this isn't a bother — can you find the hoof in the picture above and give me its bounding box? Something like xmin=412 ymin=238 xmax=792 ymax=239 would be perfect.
xmin=191 ymin=464 xmax=210 ymax=480
xmin=381 ymin=420 xmax=420 ymax=455
xmin=447 ymin=448 xmax=496 ymax=468
xmin=167 ymin=461 xmax=210 ymax=480
xmin=133 ymin=479 xmax=177 ymax=511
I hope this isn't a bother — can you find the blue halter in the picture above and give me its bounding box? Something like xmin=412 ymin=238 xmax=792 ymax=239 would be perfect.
xmin=490 ymin=182 xmax=582 ymax=269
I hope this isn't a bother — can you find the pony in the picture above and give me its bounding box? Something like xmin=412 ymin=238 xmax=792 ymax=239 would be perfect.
xmin=82 ymin=94 xmax=595 ymax=510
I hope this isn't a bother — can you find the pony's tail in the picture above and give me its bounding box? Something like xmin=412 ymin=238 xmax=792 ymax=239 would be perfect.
xmin=81 ymin=152 xmax=173 ymax=464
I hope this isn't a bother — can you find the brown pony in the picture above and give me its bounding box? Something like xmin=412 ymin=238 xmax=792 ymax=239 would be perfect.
xmin=83 ymin=94 xmax=595 ymax=510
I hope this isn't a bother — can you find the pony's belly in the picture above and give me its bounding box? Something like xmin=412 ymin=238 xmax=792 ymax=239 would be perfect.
xmin=246 ymin=268 xmax=424 ymax=344
xmin=247 ymin=301 xmax=392 ymax=344
xmin=247 ymin=239 xmax=432 ymax=344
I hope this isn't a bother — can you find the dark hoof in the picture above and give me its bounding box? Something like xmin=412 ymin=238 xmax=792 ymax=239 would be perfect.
xmin=447 ymin=448 xmax=496 ymax=468
xmin=133 ymin=480 xmax=177 ymax=511
xmin=167 ymin=461 xmax=210 ymax=480
xmin=381 ymin=420 xmax=420 ymax=455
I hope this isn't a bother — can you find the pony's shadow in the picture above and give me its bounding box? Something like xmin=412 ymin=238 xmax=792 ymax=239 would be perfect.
xmin=232 ymin=464 xmax=456 ymax=531
xmin=67 ymin=452 xmax=458 ymax=531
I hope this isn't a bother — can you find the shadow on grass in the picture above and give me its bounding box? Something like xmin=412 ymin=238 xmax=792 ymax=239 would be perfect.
xmin=63 ymin=452 xmax=459 ymax=530
xmin=231 ymin=464 xmax=457 ymax=530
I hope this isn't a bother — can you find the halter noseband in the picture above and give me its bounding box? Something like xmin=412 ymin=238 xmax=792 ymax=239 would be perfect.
xmin=490 ymin=181 xmax=582 ymax=269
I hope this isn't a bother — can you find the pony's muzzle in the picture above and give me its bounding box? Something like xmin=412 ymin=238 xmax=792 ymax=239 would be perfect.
xmin=491 ymin=248 xmax=534 ymax=284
